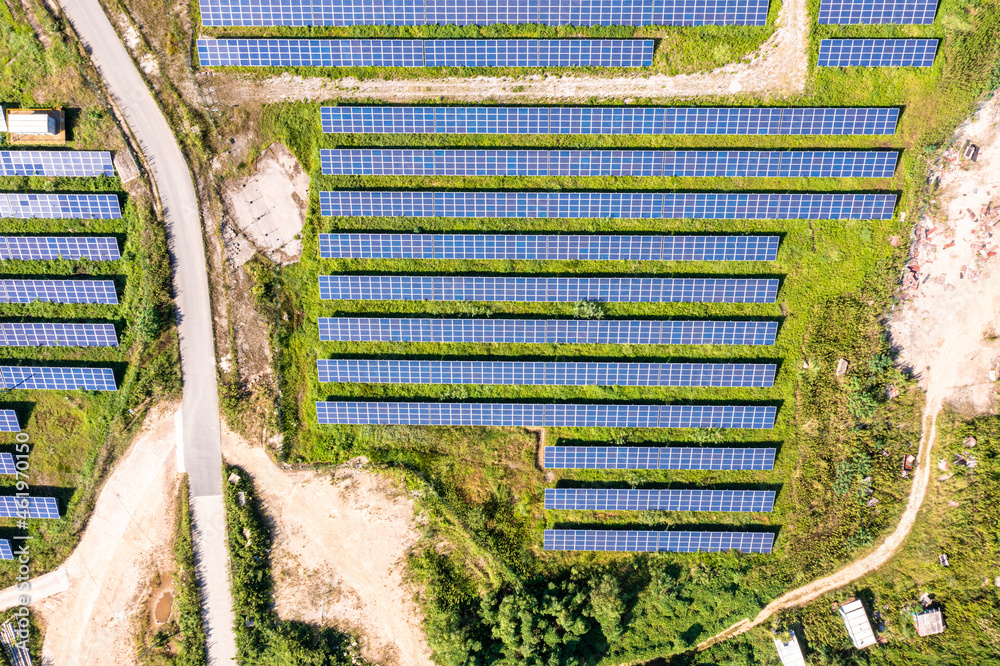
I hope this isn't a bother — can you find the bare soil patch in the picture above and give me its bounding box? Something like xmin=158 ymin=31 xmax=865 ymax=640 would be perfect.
xmin=221 ymin=425 xmax=434 ymax=666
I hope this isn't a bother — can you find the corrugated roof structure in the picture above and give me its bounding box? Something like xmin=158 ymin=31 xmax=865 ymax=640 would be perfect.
xmin=914 ymin=609 xmax=945 ymax=636
xmin=773 ymin=630 xmax=807 ymax=666
xmin=839 ymin=599 xmax=877 ymax=648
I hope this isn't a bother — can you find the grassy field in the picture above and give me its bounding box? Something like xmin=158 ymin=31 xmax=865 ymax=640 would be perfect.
xmin=0 ymin=0 xmax=180 ymax=585
xmin=225 ymin=0 xmax=1000 ymax=662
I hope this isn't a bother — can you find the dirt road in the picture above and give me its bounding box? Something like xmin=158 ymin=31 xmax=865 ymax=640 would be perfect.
xmin=211 ymin=0 xmax=807 ymax=103
xmin=221 ymin=426 xmax=434 ymax=666
xmin=0 ymin=404 xmax=181 ymax=665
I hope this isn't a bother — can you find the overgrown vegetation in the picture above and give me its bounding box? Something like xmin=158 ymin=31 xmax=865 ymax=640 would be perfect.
xmin=223 ymin=465 xmax=364 ymax=665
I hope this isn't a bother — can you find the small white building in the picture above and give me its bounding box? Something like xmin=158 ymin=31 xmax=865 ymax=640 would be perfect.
xmin=773 ymin=630 xmax=807 ymax=666
xmin=914 ymin=609 xmax=945 ymax=637
xmin=839 ymin=599 xmax=877 ymax=649
xmin=7 ymin=111 xmax=57 ymax=135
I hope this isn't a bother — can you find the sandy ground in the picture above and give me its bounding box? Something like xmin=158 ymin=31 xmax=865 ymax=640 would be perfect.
xmin=0 ymin=403 xmax=181 ymax=666
xmin=221 ymin=425 xmax=433 ymax=666
xmin=697 ymin=94 xmax=1000 ymax=654
xmin=204 ymin=0 xmax=808 ymax=103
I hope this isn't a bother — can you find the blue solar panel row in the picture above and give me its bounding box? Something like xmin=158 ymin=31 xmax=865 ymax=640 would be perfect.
xmin=199 ymin=0 xmax=770 ymax=27
xmin=0 ymin=539 xmax=11 ymax=560
xmin=318 ymin=276 xmax=780 ymax=303
xmin=818 ymin=39 xmax=938 ymax=67
xmin=321 ymin=149 xmax=898 ymax=178
xmin=0 ymin=496 xmax=60 ymax=519
xmin=316 ymin=402 xmax=777 ymax=428
xmin=0 ymin=280 xmax=118 ymax=304
xmin=0 ymin=453 xmax=16 ymax=474
xmin=0 ymin=323 xmax=119 ymax=347
xmin=0 ymin=193 xmax=120 ymax=219
xmin=197 ymin=39 xmax=653 ymax=68
xmin=543 ymin=529 xmax=774 ymax=552
xmin=818 ymin=0 xmax=938 ymax=24
xmin=318 ymin=359 xmax=777 ymax=387
xmin=320 ymin=106 xmax=900 ymax=135
xmin=0 ymin=236 xmax=120 ymax=261
xmin=543 ymin=446 xmax=777 ymax=470
xmin=320 ymin=191 xmax=898 ymax=220
xmin=0 ymin=366 xmax=117 ymax=391
xmin=0 ymin=151 xmax=115 ymax=177
xmin=318 ymin=318 xmax=779 ymax=345
xmin=0 ymin=410 xmax=19 ymax=432
xmin=545 ymin=488 xmax=776 ymax=512
xmin=319 ymin=234 xmax=779 ymax=261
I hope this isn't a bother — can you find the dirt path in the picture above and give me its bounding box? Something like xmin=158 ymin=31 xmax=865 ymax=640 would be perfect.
xmin=210 ymin=0 xmax=807 ymax=103
xmin=221 ymin=426 xmax=434 ymax=666
xmin=0 ymin=403 xmax=181 ymax=666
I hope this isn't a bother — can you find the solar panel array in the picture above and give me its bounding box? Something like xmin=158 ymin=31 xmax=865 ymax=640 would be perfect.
xmin=0 ymin=453 xmax=15 ymax=475
xmin=319 ymin=359 xmax=776 ymax=387
xmin=199 ymin=0 xmax=771 ymax=27
xmin=0 ymin=410 xmax=19 ymax=432
xmin=319 ymin=234 xmax=780 ymax=261
xmin=321 ymin=106 xmax=900 ymax=135
xmin=320 ymin=191 xmax=898 ymax=220
xmin=0 ymin=366 xmax=117 ymax=391
xmin=0 ymin=193 xmax=121 ymax=219
xmin=0 ymin=151 xmax=115 ymax=177
xmin=0 ymin=539 xmax=11 ymax=560
xmin=818 ymin=0 xmax=938 ymax=24
xmin=0 ymin=496 xmax=60 ymax=519
xmin=0 ymin=322 xmax=119 ymax=347
xmin=818 ymin=39 xmax=938 ymax=67
xmin=543 ymin=446 xmax=777 ymax=470
xmin=316 ymin=402 xmax=777 ymax=428
xmin=197 ymin=39 xmax=653 ymax=68
xmin=545 ymin=488 xmax=776 ymax=512
xmin=321 ymin=149 xmax=898 ymax=178
xmin=544 ymin=529 xmax=774 ymax=552
xmin=0 ymin=236 xmax=120 ymax=261
xmin=318 ymin=318 xmax=779 ymax=345
xmin=318 ymin=276 xmax=780 ymax=303
xmin=0 ymin=280 xmax=118 ymax=304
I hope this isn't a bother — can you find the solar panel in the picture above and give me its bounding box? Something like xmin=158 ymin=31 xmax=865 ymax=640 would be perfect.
xmin=315 ymin=402 xmax=777 ymax=428
xmin=318 ymin=318 xmax=779 ymax=345
xmin=199 ymin=0 xmax=770 ymax=27
xmin=543 ymin=529 xmax=774 ymax=553
xmin=196 ymin=39 xmax=653 ymax=68
xmin=0 ymin=410 xmax=19 ymax=432
xmin=0 ymin=366 xmax=117 ymax=391
xmin=0 ymin=280 xmax=118 ymax=304
xmin=318 ymin=359 xmax=776 ymax=387
xmin=0 ymin=151 xmax=115 ymax=177
xmin=0 ymin=496 xmax=60 ymax=519
xmin=818 ymin=0 xmax=938 ymax=24
xmin=543 ymin=446 xmax=777 ymax=470
xmin=320 ymin=149 xmax=897 ymax=178
xmin=319 ymin=191 xmax=897 ymax=220
xmin=0 ymin=236 xmax=120 ymax=260
xmin=544 ymin=488 xmax=776 ymax=512
xmin=0 ymin=539 xmax=11 ymax=560
xmin=0 ymin=193 xmax=120 ymax=219
xmin=0 ymin=453 xmax=15 ymax=474
xmin=318 ymin=276 xmax=780 ymax=303
xmin=320 ymin=106 xmax=900 ymax=135
xmin=818 ymin=39 xmax=938 ymax=67
xmin=319 ymin=234 xmax=780 ymax=261
xmin=0 ymin=322 xmax=119 ymax=347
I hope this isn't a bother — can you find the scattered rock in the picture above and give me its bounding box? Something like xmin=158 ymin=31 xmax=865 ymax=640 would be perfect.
xmin=948 ymin=500 xmax=960 ymax=508
xmin=938 ymin=554 xmax=950 ymax=567
xmin=889 ymin=235 xmax=900 ymax=247
xmin=937 ymin=473 xmax=952 ymax=482
xmin=964 ymin=436 xmax=977 ymax=448
xmin=937 ymin=459 xmax=948 ymax=471
xmin=836 ymin=359 xmax=849 ymax=377
xmin=228 ymin=472 xmax=241 ymax=485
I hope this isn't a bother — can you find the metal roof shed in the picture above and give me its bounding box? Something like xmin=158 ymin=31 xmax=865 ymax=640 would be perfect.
xmin=914 ymin=609 xmax=945 ymax=636
xmin=839 ymin=599 xmax=877 ymax=649
xmin=7 ymin=112 xmax=57 ymax=135
xmin=773 ymin=630 xmax=807 ymax=666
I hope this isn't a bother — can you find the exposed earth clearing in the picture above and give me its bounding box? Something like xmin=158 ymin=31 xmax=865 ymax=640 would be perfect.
xmin=221 ymin=425 xmax=434 ymax=666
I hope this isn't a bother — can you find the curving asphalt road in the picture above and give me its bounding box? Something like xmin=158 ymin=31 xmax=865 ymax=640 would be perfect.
xmin=54 ymin=0 xmax=236 ymax=662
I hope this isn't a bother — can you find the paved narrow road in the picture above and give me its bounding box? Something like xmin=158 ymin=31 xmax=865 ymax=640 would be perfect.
xmin=54 ymin=1 xmax=236 ymax=662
